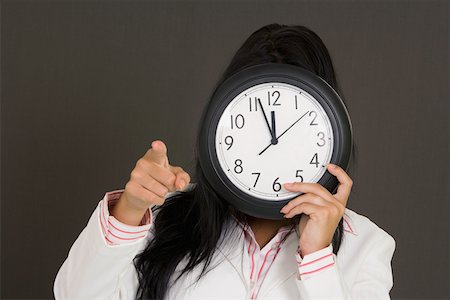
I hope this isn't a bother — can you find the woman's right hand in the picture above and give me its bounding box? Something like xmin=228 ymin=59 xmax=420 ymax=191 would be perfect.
xmin=111 ymin=140 xmax=191 ymax=225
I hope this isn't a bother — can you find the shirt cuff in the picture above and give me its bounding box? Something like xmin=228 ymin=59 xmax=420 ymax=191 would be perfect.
xmin=295 ymin=244 xmax=335 ymax=280
xmin=98 ymin=189 xmax=153 ymax=246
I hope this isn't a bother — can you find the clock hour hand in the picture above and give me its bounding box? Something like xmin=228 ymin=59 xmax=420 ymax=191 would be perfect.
xmin=258 ymin=110 xmax=310 ymax=155
xmin=270 ymin=111 xmax=278 ymax=145
xmin=257 ymin=98 xmax=275 ymax=143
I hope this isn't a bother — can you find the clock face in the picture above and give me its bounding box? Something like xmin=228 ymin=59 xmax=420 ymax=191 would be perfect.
xmin=215 ymin=82 xmax=334 ymax=201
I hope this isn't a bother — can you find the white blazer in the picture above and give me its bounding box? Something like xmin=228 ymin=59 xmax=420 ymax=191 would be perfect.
xmin=54 ymin=197 xmax=395 ymax=299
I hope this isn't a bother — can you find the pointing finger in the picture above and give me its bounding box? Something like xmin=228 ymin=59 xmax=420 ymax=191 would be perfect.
xmin=147 ymin=140 xmax=169 ymax=167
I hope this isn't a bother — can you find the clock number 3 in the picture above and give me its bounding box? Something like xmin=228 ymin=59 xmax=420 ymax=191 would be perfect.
xmin=317 ymin=132 xmax=326 ymax=147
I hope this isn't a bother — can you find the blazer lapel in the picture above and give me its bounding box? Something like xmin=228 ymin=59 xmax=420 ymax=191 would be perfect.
xmin=215 ymin=225 xmax=251 ymax=293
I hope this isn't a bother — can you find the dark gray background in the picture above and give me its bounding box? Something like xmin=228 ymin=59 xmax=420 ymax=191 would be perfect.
xmin=1 ymin=0 xmax=448 ymax=299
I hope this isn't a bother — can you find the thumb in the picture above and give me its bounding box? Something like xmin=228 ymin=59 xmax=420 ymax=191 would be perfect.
xmin=150 ymin=140 xmax=169 ymax=167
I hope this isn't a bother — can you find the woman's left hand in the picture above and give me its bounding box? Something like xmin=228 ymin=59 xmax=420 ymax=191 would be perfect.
xmin=280 ymin=163 xmax=353 ymax=257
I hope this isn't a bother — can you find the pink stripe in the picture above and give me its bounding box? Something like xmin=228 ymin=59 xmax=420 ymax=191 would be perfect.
xmin=108 ymin=219 xmax=150 ymax=234
xmin=105 ymin=235 xmax=115 ymax=245
xmin=107 ymin=229 xmax=147 ymax=241
xmin=344 ymin=218 xmax=354 ymax=234
xmin=299 ymin=262 xmax=334 ymax=276
xmin=247 ymin=239 xmax=253 ymax=255
xmin=107 ymin=191 xmax=123 ymax=196
xmin=99 ymin=201 xmax=108 ymax=235
xmin=298 ymin=253 xmax=333 ymax=268
xmin=256 ymin=247 xmax=273 ymax=281
xmin=250 ymin=241 xmax=257 ymax=280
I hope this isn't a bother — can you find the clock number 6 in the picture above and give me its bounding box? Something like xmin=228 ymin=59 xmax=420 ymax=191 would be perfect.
xmin=272 ymin=177 xmax=281 ymax=192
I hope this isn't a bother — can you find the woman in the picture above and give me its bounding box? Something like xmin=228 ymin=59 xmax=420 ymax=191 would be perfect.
xmin=54 ymin=24 xmax=395 ymax=299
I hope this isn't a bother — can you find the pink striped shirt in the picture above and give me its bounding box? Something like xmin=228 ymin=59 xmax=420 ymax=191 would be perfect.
xmin=98 ymin=189 xmax=355 ymax=296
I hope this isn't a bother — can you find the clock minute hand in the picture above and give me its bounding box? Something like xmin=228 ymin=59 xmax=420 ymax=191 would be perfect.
xmin=276 ymin=110 xmax=309 ymax=141
xmin=258 ymin=110 xmax=310 ymax=156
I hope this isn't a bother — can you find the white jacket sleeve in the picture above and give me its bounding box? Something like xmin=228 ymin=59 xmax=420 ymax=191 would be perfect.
xmin=295 ymin=232 xmax=395 ymax=299
xmin=53 ymin=196 xmax=154 ymax=299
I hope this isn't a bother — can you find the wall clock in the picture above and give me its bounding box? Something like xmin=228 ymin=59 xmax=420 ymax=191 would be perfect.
xmin=198 ymin=63 xmax=353 ymax=219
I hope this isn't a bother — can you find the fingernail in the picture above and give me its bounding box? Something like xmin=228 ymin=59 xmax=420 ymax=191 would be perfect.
xmin=327 ymin=163 xmax=336 ymax=169
xmin=283 ymin=183 xmax=293 ymax=188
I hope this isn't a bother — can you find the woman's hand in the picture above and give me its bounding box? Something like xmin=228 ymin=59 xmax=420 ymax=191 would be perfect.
xmin=111 ymin=140 xmax=191 ymax=225
xmin=280 ymin=164 xmax=353 ymax=257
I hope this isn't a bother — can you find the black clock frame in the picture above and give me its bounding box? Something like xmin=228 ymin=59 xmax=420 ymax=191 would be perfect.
xmin=198 ymin=63 xmax=353 ymax=220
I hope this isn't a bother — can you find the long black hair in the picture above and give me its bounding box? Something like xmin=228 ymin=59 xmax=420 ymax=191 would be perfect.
xmin=134 ymin=23 xmax=357 ymax=300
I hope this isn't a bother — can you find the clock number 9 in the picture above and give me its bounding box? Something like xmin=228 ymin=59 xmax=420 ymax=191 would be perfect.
xmin=230 ymin=114 xmax=245 ymax=129
xmin=234 ymin=159 xmax=243 ymax=174
xmin=272 ymin=177 xmax=281 ymax=192
xmin=224 ymin=136 xmax=234 ymax=150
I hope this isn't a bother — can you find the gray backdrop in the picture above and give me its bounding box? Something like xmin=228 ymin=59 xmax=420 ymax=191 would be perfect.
xmin=1 ymin=0 xmax=448 ymax=299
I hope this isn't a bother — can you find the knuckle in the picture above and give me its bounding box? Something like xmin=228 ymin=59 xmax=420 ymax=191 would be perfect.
xmin=136 ymin=158 xmax=148 ymax=170
xmin=330 ymin=205 xmax=340 ymax=216
xmin=130 ymin=169 xmax=141 ymax=180
xmin=321 ymin=207 xmax=331 ymax=217
xmin=337 ymin=203 xmax=345 ymax=215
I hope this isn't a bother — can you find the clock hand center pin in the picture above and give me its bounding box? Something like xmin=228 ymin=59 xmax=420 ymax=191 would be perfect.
xmin=258 ymin=110 xmax=310 ymax=156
